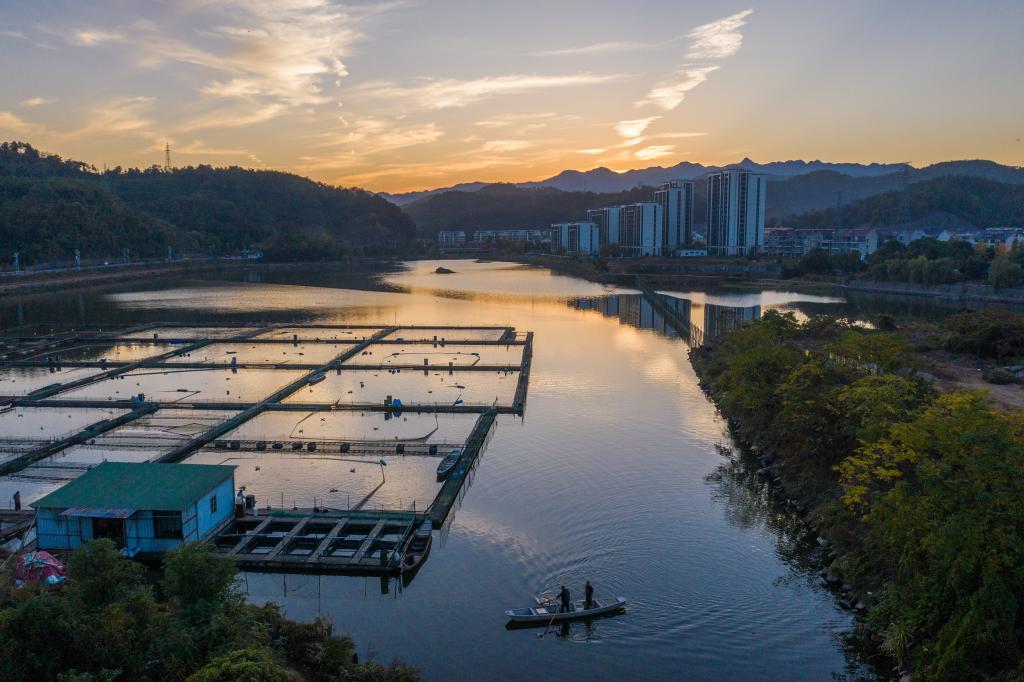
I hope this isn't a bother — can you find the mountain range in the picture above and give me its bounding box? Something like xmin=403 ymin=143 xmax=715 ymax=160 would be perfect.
xmin=382 ymin=159 xmax=1024 ymax=207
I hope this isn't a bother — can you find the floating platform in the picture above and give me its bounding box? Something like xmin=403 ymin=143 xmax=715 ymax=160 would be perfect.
xmin=0 ymin=323 xmax=532 ymax=576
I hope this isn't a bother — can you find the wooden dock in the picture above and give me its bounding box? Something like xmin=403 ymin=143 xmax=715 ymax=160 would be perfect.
xmin=213 ymin=508 xmax=421 ymax=574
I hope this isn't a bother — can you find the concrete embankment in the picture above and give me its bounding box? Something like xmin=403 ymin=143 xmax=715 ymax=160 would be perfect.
xmin=0 ymin=260 xmax=246 ymax=297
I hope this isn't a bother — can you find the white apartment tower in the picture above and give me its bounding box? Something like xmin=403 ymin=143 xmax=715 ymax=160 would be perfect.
xmin=706 ymin=169 xmax=767 ymax=256
xmin=587 ymin=207 xmax=621 ymax=247
xmin=619 ymin=203 xmax=663 ymax=257
xmin=653 ymin=180 xmax=695 ymax=253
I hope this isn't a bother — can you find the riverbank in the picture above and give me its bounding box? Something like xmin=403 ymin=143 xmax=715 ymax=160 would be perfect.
xmin=499 ymin=252 xmax=1024 ymax=305
xmin=689 ymin=309 xmax=1024 ymax=680
xmin=0 ymin=258 xmax=402 ymax=298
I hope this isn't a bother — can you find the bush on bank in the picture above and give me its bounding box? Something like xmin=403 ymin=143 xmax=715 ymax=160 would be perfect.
xmin=0 ymin=541 xmax=420 ymax=682
xmin=690 ymin=310 xmax=1024 ymax=681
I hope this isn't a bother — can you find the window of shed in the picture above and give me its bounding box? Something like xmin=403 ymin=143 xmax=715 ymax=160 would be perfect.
xmin=153 ymin=511 xmax=183 ymax=539
xmin=210 ymin=495 xmax=217 ymax=514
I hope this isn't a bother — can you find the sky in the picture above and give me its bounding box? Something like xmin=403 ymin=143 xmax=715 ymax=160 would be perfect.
xmin=0 ymin=0 xmax=1022 ymax=193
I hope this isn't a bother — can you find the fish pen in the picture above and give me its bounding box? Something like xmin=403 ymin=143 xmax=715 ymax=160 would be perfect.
xmin=0 ymin=323 xmax=534 ymax=574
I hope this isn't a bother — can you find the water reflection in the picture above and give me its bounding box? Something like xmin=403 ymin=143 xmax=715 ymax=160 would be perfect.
xmin=569 ymin=293 xmax=761 ymax=346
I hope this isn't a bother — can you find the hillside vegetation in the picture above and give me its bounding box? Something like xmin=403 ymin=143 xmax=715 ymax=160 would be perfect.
xmin=787 ymin=176 xmax=1024 ymax=230
xmin=691 ymin=310 xmax=1024 ymax=681
xmin=405 ymin=183 xmax=656 ymax=236
xmin=0 ymin=142 xmax=415 ymax=265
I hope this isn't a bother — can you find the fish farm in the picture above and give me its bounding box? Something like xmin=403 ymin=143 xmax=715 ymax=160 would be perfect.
xmin=0 ymin=322 xmax=534 ymax=575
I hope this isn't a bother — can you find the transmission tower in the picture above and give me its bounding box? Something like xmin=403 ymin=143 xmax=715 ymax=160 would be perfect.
xmin=164 ymin=142 xmax=172 ymax=172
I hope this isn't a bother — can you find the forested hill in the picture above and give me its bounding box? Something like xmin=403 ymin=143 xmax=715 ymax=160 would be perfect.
xmin=786 ymin=175 xmax=1024 ymax=230
xmin=0 ymin=142 xmax=415 ymax=265
xmin=405 ymin=183 xmax=657 ymax=235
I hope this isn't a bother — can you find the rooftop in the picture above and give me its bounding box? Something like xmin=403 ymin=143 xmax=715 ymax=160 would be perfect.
xmin=32 ymin=462 xmax=235 ymax=511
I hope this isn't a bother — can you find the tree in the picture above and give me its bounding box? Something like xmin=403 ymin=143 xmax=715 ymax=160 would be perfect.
xmin=988 ymin=254 xmax=1024 ymax=290
xmin=185 ymin=649 xmax=291 ymax=682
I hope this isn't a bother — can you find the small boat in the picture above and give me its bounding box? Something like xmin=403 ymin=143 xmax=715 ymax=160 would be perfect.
xmin=307 ymin=372 xmax=326 ymax=385
xmin=436 ymin=449 xmax=461 ymax=478
xmin=401 ymin=518 xmax=433 ymax=574
xmin=505 ymin=597 xmax=627 ymax=624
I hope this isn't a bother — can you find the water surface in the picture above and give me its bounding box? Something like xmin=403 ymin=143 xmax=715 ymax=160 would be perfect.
xmin=3 ymin=260 xmax=887 ymax=680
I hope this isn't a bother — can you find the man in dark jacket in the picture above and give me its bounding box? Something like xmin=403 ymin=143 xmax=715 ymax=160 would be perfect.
xmin=558 ymin=585 xmax=572 ymax=613
xmin=584 ymin=581 xmax=594 ymax=609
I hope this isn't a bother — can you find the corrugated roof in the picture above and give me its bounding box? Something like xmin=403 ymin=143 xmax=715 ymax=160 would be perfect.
xmin=32 ymin=462 xmax=235 ymax=511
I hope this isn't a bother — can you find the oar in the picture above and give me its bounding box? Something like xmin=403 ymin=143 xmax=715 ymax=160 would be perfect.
xmin=538 ymin=608 xmax=559 ymax=639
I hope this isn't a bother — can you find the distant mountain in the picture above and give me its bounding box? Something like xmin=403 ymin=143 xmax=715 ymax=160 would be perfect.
xmin=787 ymin=175 xmax=1024 ymax=230
xmin=0 ymin=141 xmax=415 ymax=264
xmin=384 ymin=158 xmax=1024 ymax=207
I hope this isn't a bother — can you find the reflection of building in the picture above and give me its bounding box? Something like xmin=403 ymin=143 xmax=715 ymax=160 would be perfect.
xmin=706 ymin=169 xmax=767 ymax=257
xmin=703 ymin=303 xmax=761 ymax=339
xmin=551 ymin=221 xmax=601 ymax=255
xmin=587 ymin=207 xmax=621 ymax=248
xmin=568 ymin=294 xmax=691 ymax=339
xmin=654 ymin=180 xmax=696 ymax=252
xmin=619 ymin=203 xmax=663 ymax=257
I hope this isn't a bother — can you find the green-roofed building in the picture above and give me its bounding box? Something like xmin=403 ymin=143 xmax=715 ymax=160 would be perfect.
xmin=32 ymin=462 xmax=236 ymax=557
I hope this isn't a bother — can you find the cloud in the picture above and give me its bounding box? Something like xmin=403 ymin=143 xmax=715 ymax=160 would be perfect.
xmin=578 ymin=148 xmax=607 ymax=155
xmin=20 ymin=97 xmax=57 ymax=108
xmin=639 ymin=66 xmax=718 ymax=110
xmin=635 ymin=8 xmax=753 ymax=112
xmin=481 ymin=139 xmax=530 ymax=153
xmin=615 ymin=117 xmax=660 ymax=139
xmin=0 ymin=111 xmax=43 ymax=136
xmin=50 ymin=0 xmax=378 ymax=121
xmin=533 ymin=40 xmax=654 ymax=57
xmin=687 ymin=9 xmax=754 ymax=60
xmin=177 ymin=103 xmax=288 ymax=131
xmin=473 ymin=112 xmax=580 ymax=129
xmin=176 ymin=140 xmax=251 ymax=156
xmin=354 ymin=73 xmax=622 ymax=110
xmin=635 ymin=145 xmax=675 ymax=160
xmin=71 ymin=29 xmax=123 ymax=46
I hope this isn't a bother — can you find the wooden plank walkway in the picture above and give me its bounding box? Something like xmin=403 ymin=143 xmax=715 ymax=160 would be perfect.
xmin=428 ymin=408 xmax=497 ymax=526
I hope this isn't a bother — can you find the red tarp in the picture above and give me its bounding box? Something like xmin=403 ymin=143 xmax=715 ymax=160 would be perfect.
xmin=13 ymin=551 xmax=66 ymax=586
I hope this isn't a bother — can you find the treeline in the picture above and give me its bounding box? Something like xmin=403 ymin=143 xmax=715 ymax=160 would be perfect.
xmin=0 ymin=540 xmax=419 ymax=681
xmin=404 ymin=183 xmax=657 ymax=236
xmin=783 ymin=237 xmax=1024 ymax=290
xmin=0 ymin=142 xmax=416 ymax=265
xmin=691 ymin=309 xmax=1024 ymax=680
xmin=787 ymin=175 xmax=1024 ymax=230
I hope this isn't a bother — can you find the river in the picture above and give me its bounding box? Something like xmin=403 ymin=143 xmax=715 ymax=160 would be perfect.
xmin=1 ymin=259 xmax=911 ymax=680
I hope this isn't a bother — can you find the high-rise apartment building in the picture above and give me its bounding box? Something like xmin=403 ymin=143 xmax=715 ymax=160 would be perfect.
xmin=653 ymin=180 xmax=695 ymax=253
xmin=706 ymin=169 xmax=767 ymax=256
xmin=551 ymin=221 xmax=601 ymax=255
xmin=587 ymin=207 xmax=621 ymax=247
xmin=619 ymin=203 xmax=663 ymax=257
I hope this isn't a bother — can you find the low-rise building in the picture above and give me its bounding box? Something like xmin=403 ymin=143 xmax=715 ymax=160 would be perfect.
xmin=472 ymin=229 xmax=550 ymax=244
xmin=820 ymin=228 xmax=878 ymax=259
xmin=437 ymin=230 xmax=466 ymax=245
xmin=32 ymin=462 xmax=236 ymax=557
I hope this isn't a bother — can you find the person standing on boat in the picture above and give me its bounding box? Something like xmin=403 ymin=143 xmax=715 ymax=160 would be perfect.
xmin=558 ymin=585 xmax=572 ymax=613
xmin=584 ymin=581 xmax=594 ymax=610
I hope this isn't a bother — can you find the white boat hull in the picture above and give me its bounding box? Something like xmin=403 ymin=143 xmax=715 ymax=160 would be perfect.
xmin=505 ymin=597 xmax=626 ymax=623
